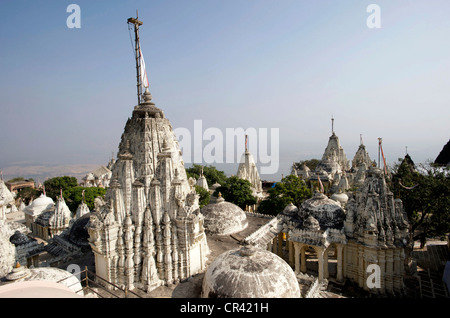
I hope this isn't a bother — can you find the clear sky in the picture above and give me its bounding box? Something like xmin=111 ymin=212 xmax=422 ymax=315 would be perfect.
xmin=1 ymin=0 xmax=449 ymax=181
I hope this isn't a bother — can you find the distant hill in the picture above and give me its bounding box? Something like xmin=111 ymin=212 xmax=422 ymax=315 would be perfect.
xmin=434 ymin=139 xmax=450 ymax=166
xmin=1 ymin=163 xmax=100 ymax=183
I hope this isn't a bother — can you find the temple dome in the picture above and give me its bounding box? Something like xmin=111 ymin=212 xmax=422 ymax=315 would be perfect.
xmin=303 ymin=215 xmax=320 ymax=231
xmin=330 ymin=191 xmax=349 ymax=207
xmin=200 ymin=195 xmax=248 ymax=235
xmin=68 ymin=213 xmax=92 ymax=250
xmin=9 ymin=231 xmax=30 ymax=246
xmin=75 ymin=202 xmax=90 ymax=219
xmin=282 ymin=202 xmax=299 ymax=216
xmin=300 ymin=191 xmax=345 ymax=229
xmin=24 ymin=194 xmax=54 ymax=216
xmin=201 ymin=245 xmax=300 ymax=298
xmin=3 ymin=265 xmax=83 ymax=296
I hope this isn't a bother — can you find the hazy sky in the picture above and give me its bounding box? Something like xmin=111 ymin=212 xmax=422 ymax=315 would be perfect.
xmin=1 ymin=0 xmax=449 ymax=181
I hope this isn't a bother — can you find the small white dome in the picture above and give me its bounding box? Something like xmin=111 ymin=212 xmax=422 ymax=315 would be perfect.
xmin=201 ymin=196 xmax=248 ymax=235
xmin=331 ymin=192 xmax=349 ymax=206
xmin=24 ymin=194 xmax=54 ymax=216
xmin=283 ymin=203 xmax=299 ymax=215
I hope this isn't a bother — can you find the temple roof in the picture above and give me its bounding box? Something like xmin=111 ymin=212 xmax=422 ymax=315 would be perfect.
xmin=201 ymin=195 xmax=248 ymax=235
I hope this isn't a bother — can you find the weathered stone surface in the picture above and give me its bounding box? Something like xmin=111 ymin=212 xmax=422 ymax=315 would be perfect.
xmin=237 ymin=147 xmax=263 ymax=198
xmin=201 ymin=246 xmax=300 ymax=298
xmin=87 ymin=88 xmax=209 ymax=292
xmin=0 ymin=221 xmax=16 ymax=278
xmin=201 ymin=197 xmax=248 ymax=235
xmin=299 ymin=191 xmax=345 ymax=229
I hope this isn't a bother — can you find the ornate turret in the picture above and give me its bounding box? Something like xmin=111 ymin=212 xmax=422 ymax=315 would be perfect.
xmin=315 ymin=118 xmax=349 ymax=179
xmin=237 ymin=135 xmax=263 ymax=198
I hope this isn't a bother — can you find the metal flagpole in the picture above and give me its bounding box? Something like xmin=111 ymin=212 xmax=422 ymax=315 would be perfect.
xmin=127 ymin=11 xmax=144 ymax=105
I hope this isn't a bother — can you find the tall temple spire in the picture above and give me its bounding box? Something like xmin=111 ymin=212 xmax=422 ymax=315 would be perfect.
xmin=87 ymin=14 xmax=209 ymax=292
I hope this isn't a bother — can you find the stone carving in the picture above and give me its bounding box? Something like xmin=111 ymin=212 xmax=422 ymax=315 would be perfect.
xmin=87 ymin=88 xmax=209 ymax=293
xmin=278 ymin=166 xmax=410 ymax=295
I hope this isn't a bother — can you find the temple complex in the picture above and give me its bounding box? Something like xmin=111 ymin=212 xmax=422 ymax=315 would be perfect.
xmin=24 ymin=192 xmax=72 ymax=240
xmin=295 ymin=119 xmax=376 ymax=195
xmin=0 ymin=15 xmax=444 ymax=301
xmin=81 ymin=166 xmax=112 ymax=188
xmin=274 ymin=166 xmax=410 ymax=295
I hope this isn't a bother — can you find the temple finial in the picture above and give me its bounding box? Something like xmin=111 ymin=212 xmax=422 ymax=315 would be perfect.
xmin=331 ymin=115 xmax=334 ymax=134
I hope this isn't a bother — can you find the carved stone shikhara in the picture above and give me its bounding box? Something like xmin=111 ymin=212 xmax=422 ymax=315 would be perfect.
xmin=87 ymin=89 xmax=209 ymax=292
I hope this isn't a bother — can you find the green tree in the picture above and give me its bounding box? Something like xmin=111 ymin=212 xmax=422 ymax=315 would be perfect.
xmin=213 ymin=176 xmax=256 ymax=210
xmin=65 ymin=186 xmax=107 ymax=212
xmin=43 ymin=176 xmax=78 ymax=201
xmin=194 ymin=185 xmax=210 ymax=208
xmin=7 ymin=177 xmax=25 ymax=183
xmin=186 ymin=164 xmax=228 ymax=187
xmin=16 ymin=187 xmax=42 ymax=205
xmin=258 ymin=174 xmax=312 ymax=216
xmin=391 ymin=156 xmax=450 ymax=247
xmin=292 ymin=159 xmax=320 ymax=173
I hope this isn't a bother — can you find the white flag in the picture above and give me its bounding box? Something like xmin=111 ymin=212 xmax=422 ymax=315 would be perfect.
xmin=139 ymin=47 xmax=149 ymax=88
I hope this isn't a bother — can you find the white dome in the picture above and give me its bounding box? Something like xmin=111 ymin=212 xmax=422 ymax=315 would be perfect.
xmin=331 ymin=192 xmax=349 ymax=206
xmin=201 ymin=246 xmax=300 ymax=298
xmin=201 ymin=196 xmax=248 ymax=235
xmin=24 ymin=194 xmax=54 ymax=216
xmin=300 ymin=191 xmax=345 ymax=229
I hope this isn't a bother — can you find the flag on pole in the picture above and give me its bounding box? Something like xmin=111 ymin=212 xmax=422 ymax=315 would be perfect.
xmin=317 ymin=175 xmax=324 ymax=193
xmin=139 ymin=47 xmax=149 ymax=89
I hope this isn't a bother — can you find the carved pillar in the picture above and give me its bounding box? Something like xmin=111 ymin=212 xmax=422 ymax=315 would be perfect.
xmin=301 ymin=245 xmax=307 ymax=273
xmin=317 ymin=247 xmax=325 ymax=282
xmin=324 ymin=247 xmax=329 ymax=279
xmin=123 ymin=214 xmax=135 ymax=290
xmin=385 ymin=249 xmax=394 ymax=294
xmin=358 ymin=246 xmax=365 ymax=288
xmin=272 ymin=236 xmax=278 ymax=254
xmin=162 ymin=212 xmax=173 ymax=284
xmin=277 ymin=232 xmax=283 ymax=257
xmin=378 ymin=250 xmax=386 ymax=294
xmin=294 ymin=243 xmax=300 ymax=274
xmin=393 ymin=248 xmax=402 ymax=292
xmin=289 ymin=240 xmax=294 ymax=267
xmin=336 ymin=244 xmax=344 ymax=282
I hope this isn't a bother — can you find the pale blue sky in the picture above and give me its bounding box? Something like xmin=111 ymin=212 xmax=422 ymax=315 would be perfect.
xmin=1 ymin=0 xmax=449 ymax=180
